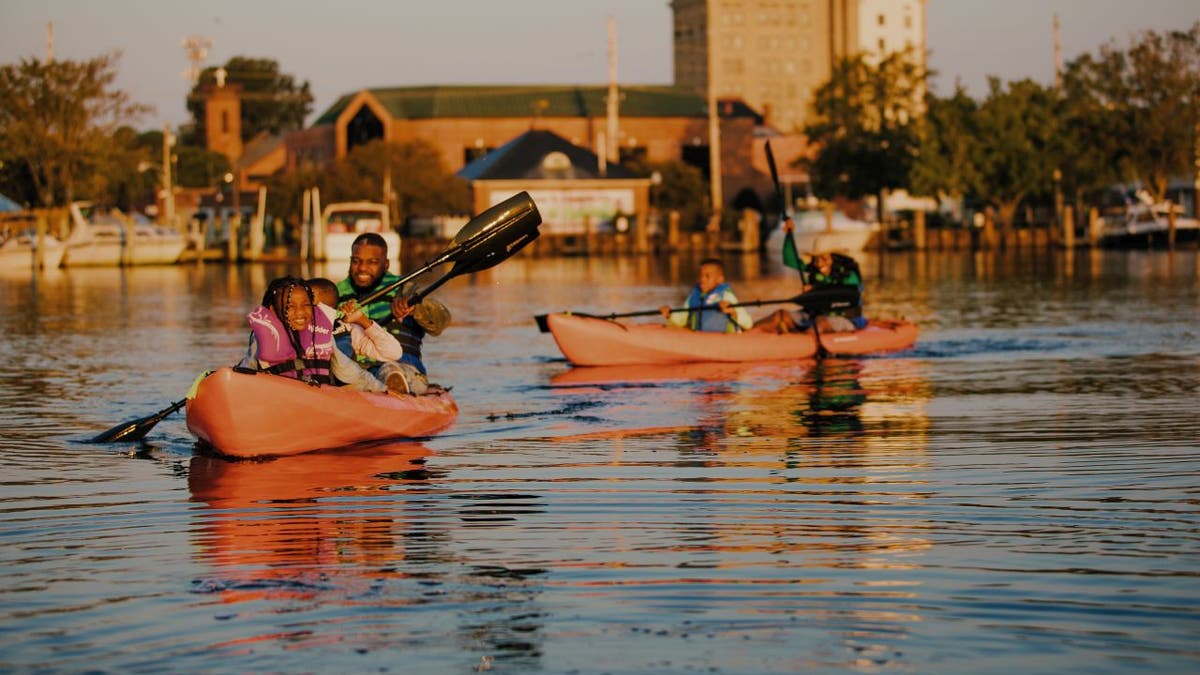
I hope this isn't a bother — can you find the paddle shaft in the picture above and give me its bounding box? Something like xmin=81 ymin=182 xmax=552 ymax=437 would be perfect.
xmin=536 ymin=286 xmax=858 ymax=332
xmin=89 ymin=398 xmax=186 ymax=443
xmin=766 ymin=140 xmax=825 ymax=356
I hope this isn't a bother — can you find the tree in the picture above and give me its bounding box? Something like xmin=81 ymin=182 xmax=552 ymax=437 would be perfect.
xmin=262 ymin=139 xmax=470 ymax=230
xmin=0 ymin=52 xmax=150 ymax=207
xmin=966 ymin=78 xmax=1061 ymax=230
xmin=802 ymin=49 xmax=926 ymax=224
xmin=912 ymin=86 xmax=979 ymax=206
xmin=185 ymin=56 xmax=313 ymax=144
xmin=623 ymin=157 xmax=710 ymax=232
xmin=1062 ymin=22 xmax=1200 ymax=202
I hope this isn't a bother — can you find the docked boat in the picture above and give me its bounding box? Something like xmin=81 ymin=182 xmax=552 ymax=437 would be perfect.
xmin=0 ymin=227 xmax=66 ymax=272
xmin=185 ymin=367 xmax=457 ymax=458
xmin=765 ymin=209 xmax=879 ymax=254
xmin=1097 ymin=190 xmax=1200 ymax=248
xmin=319 ymin=201 xmax=401 ymax=264
xmin=543 ymin=312 xmax=917 ymax=366
xmin=62 ymin=201 xmax=186 ymax=267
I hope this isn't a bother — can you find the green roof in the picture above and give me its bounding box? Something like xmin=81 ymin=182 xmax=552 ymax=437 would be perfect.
xmin=313 ymin=85 xmax=758 ymax=125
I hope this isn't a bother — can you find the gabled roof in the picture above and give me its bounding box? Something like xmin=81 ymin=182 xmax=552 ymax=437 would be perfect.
xmin=235 ymin=131 xmax=285 ymax=172
xmin=0 ymin=192 xmax=22 ymax=213
xmin=457 ymin=129 xmax=638 ymax=181
xmin=314 ymin=85 xmax=759 ymax=125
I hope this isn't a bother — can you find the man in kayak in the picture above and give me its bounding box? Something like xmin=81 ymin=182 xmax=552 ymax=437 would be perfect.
xmin=660 ymin=257 xmax=753 ymax=332
xmin=336 ymin=233 xmax=451 ymax=395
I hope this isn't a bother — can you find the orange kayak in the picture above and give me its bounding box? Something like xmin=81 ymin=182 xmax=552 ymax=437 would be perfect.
xmin=544 ymin=312 xmax=917 ymax=366
xmin=185 ymin=367 xmax=457 ymax=458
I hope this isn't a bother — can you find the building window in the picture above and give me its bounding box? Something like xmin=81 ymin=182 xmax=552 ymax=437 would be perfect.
xmin=541 ymin=151 xmax=572 ymax=179
xmin=619 ymin=146 xmax=646 ymax=165
xmin=464 ymin=146 xmax=491 ymax=164
xmin=221 ymin=110 xmax=229 ymax=134
xmin=878 ymin=13 xmax=886 ymax=26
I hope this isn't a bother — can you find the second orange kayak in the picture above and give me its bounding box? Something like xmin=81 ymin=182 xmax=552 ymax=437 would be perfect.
xmin=544 ymin=312 xmax=917 ymax=366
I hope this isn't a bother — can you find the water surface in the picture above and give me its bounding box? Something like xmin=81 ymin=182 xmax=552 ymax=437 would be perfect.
xmin=1 ymin=249 xmax=1197 ymax=673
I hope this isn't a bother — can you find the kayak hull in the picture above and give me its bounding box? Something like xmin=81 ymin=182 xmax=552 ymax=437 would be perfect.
xmin=185 ymin=367 xmax=457 ymax=458
xmin=545 ymin=312 xmax=917 ymax=366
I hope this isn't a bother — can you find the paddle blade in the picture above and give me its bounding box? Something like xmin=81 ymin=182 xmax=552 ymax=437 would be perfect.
xmin=792 ymin=286 xmax=861 ymax=315
xmin=361 ymin=192 xmax=542 ymax=306
xmin=782 ymin=229 xmax=802 ymax=271
xmin=90 ymin=399 xmax=187 ymax=443
xmin=446 ymin=191 xmax=542 ymax=276
xmin=535 ymin=314 xmax=551 ymax=333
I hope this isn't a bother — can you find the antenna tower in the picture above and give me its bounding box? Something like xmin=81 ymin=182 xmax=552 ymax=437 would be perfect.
xmin=182 ymin=36 xmax=213 ymax=86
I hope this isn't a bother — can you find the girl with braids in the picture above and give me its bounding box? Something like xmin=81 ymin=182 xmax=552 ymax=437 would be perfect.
xmin=239 ymin=276 xmax=390 ymax=393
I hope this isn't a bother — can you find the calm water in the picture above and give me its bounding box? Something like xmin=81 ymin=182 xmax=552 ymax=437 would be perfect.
xmin=1 ymin=248 xmax=1197 ymax=673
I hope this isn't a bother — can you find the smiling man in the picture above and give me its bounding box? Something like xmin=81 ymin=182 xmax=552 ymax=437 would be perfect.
xmin=336 ymin=233 xmax=451 ymax=394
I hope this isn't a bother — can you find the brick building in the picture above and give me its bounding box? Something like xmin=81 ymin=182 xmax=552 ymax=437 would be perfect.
xmin=672 ymin=0 xmax=927 ymax=133
xmin=280 ymin=84 xmax=770 ymax=222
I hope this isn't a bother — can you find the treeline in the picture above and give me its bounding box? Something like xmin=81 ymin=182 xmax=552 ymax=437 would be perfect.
xmin=805 ymin=22 xmax=1200 ymax=228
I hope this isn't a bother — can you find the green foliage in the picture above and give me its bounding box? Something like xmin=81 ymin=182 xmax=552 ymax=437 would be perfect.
xmin=262 ymin=139 xmax=470 ymax=227
xmin=912 ymin=86 xmax=978 ymax=201
xmin=185 ymin=56 xmax=313 ymax=145
xmin=626 ymin=158 xmax=710 ymax=231
xmin=0 ymin=52 xmax=150 ymax=207
xmin=966 ymin=77 xmax=1061 ymax=227
xmin=174 ymin=147 xmax=232 ymax=189
xmin=802 ymin=49 xmax=925 ymax=222
xmin=1061 ymin=22 xmax=1200 ymax=202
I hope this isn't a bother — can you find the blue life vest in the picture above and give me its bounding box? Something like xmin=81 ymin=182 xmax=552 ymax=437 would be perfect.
xmin=685 ymin=282 xmax=740 ymax=333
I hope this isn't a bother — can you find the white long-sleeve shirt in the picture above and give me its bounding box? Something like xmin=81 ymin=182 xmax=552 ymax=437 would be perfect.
xmin=316 ymin=304 xmax=403 ymax=362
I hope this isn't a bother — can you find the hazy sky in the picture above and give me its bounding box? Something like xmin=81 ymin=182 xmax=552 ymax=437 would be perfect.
xmin=1 ymin=0 xmax=1196 ymax=128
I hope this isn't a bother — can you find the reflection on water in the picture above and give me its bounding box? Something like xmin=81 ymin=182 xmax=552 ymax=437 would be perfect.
xmin=0 ymin=249 xmax=1197 ymax=672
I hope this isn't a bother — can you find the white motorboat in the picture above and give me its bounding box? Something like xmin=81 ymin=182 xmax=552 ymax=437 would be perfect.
xmin=765 ymin=209 xmax=879 ymax=255
xmin=62 ymin=202 xmax=186 ymax=267
xmin=0 ymin=226 xmax=66 ymax=273
xmin=319 ymin=201 xmax=400 ymax=264
xmin=1097 ymin=189 xmax=1200 ymax=248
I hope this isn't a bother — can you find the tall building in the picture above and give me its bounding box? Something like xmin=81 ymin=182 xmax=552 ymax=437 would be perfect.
xmin=672 ymin=0 xmax=925 ymax=133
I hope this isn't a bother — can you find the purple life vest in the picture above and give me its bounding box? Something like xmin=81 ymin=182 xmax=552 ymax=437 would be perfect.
xmin=246 ymin=305 xmax=334 ymax=383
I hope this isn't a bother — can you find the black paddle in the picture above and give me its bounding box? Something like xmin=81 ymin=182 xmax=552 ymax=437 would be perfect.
xmin=90 ymin=398 xmax=189 ymax=443
xmin=766 ymin=139 xmax=827 ymax=357
xmin=90 ymin=191 xmax=543 ymax=444
xmin=534 ymin=286 xmax=859 ymax=333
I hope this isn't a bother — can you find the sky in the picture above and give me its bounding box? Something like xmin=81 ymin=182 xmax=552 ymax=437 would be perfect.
xmin=1 ymin=0 xmax=1196 ymax=129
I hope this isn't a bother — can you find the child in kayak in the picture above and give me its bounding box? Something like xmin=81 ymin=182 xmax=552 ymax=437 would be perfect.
xmin=307 ymin=277 xmax=420 ymax=395
xmin=753 ymin=248 xmax=865 ymax=334
xmin=660 ymin=257 xmax=753 ymax=333
xmin=239 ymin=276 xmax=391 ymax=394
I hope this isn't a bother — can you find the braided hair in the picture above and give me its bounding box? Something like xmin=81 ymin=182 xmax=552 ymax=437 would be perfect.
xmin=261 ymin=275 xmax=313 ymax=359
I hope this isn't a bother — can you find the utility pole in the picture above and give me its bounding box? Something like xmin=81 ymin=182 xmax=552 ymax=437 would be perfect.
xmin=606 ymin=16 xmax=620 ymax=166
xmin=46 ymin=22 xmax=53 ymax=62
xmin=1053 ymin=14 xmax=1062 ymax=91
xmin=705 ymin=0 xmax=723 ymax=238
xmin=162 ymin=123 xmax=176 ymax=228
